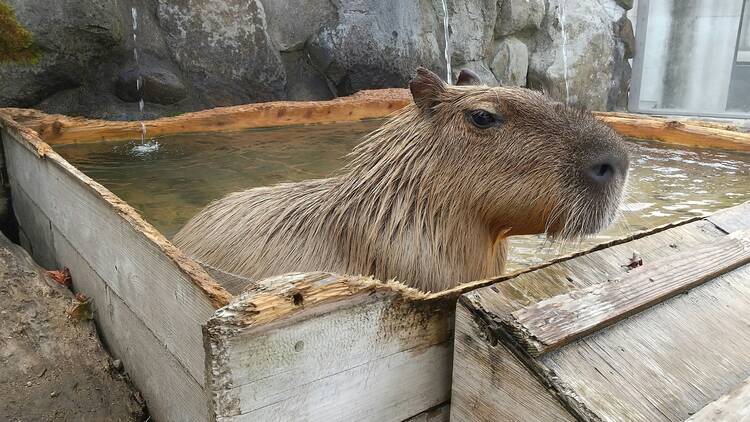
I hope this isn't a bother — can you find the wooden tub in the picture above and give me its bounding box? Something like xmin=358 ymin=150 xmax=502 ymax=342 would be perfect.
xmin=1 ymin=90 xmax=749 ymax=421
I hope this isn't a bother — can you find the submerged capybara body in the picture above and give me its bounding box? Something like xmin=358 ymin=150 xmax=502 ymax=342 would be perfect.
xmin=174 ymin=68 xmax=629 ymax=292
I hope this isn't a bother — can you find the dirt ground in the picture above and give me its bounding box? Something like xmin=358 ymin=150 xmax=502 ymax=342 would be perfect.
xmin=0 ymin=233 xmax=146 ymax=421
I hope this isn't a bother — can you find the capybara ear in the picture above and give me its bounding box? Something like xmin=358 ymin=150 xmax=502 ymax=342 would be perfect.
xmin=409 ymin=67 xmax=446 ymax=112
xmin=456 ymin=69 xmax=481 ymax=86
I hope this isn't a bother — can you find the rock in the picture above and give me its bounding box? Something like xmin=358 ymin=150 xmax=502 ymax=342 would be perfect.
xmin=307 ymin=0 xmax=445 ymax=95
xmin=615 ymin=15 xmax=635 ymax=60
xmin=0 ymin=0 xmax=122 ymax=107
xmin=495 ymin=0 xmax=545 ymax=38
xmin=616 ymin=0 xmax=634 ymax=10
xmin=156 ymin=0 xmax=286 ymax=105
xmin=527 ymin=0 xmax=628 ymax=110
xmin=447 ymin=0 xmax=497 ymax=71
xmin=261 ymin=0 xmax=336 ymax=51
xmin=280 ymin=51 xmax=334 ymax=101
xmin=115 ymin=66 xmax=187 ymax=105
xmin=491 ymin=37 xmax=529 ymax=86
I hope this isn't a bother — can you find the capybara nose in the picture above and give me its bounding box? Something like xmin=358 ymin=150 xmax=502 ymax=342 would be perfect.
xmin=585 ymin=154 xmax=627 ymax=186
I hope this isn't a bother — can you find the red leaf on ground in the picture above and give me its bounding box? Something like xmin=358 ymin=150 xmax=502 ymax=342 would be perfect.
xmin=47 ymin=268 xmax=72 ymax=287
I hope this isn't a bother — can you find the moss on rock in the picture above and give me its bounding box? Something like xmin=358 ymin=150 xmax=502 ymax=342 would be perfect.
xmin=0 ymin=1 xmax=40 ymax=63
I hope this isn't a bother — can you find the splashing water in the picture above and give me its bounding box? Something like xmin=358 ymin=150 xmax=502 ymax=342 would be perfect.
xmin=441 ymin=0 xmax=452 ymax=84
xmin=130 ymin=7 xmax=159 ymax=155
xmin=558 ymin=0 xmax=570 ymax=104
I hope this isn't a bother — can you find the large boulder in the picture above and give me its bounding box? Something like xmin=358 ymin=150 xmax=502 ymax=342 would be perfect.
xmin=447 ymin=0 xmax=498 ymax=83
xmin=527 ymin=0 xmax=628 ymax=110
xmin=307 ymin=0 xmax=446 ymax=96
xmin=495 ymin=0 xmax=545 ymax=38
xmin=261 ymin=0 xmax=336 ymax=52
xmin=156 ymin=0 xmax=286 ymax=105
xmin=491 ymin=36 xmax=529 ymax=86
xmin=0 ymin=0 xmax=122 ymax=107
xmin=115 ymin=66 xmax=187 ymax=105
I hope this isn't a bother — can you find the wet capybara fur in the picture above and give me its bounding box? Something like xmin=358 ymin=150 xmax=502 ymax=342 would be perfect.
xmin=174 ymin=67 xmax=629 ymax=292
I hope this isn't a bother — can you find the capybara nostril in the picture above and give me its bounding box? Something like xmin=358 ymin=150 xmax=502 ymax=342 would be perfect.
xmin=586 ymin=162 xmax=615 ymax=184
xmin=585 ymin=151 xmax=628 ymax=186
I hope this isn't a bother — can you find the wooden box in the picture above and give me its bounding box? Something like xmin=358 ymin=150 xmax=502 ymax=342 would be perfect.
xmin=2 ymin=92 xmax=750 ymax=421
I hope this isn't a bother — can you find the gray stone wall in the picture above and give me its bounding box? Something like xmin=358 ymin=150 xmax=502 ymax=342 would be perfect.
xmin=0 ymin=0 xmax=635 ymax=118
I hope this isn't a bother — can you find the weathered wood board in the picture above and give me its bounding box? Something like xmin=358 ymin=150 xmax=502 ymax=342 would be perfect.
xmin=0 ymin=115 xmax=232 ymax=421
xmin=688 ymin=376 xmax=750 ymax=421
xmin=452 ymin=204 xmax=750 ymax=421
xmin=205 ymin=272 xmax=454 ymax=421
xmin=4 ymin=89 xmax=750 ymax=152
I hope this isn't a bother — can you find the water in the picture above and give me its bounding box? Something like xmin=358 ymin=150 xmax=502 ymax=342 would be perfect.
xmin=55 ymin=121 xmax=750 ymax=272
xmin=131 ymin=7 xmax=159 ymax=153
xmin=557 ymin=0 xmax=571 ymax=103
xmin=441 ymin=0 xmax=452 ymax=84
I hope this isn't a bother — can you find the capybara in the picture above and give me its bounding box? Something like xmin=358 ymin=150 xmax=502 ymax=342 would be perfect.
xmin=174 ymin=67 xmax=629 ymax=292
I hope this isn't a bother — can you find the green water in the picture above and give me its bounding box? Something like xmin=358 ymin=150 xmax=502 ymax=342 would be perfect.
xmin=56 ymin=121 xmax=750 ymax=272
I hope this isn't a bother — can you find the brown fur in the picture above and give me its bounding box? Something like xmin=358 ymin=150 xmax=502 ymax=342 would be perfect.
xmin=174 ymin=68 xmax=629 ymax=292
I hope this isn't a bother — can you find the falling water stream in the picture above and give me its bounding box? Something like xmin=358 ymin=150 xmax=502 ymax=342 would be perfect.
xmin=130 ymin=7 xmax=159 ymax=156
xmin=558 ymin=0 xmax=571 ymax=103
xmin=441 ymin=0 xmax=452 ymax=83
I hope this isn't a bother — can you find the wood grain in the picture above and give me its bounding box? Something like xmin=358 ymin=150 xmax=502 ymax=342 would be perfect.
xmin=595 ymin=115 xmax=750 ymax=151
xmin=454 ymin=208 xmax=750 ymax=422
xmin=0 ymin=89 xmax=410 ymax=145
xmin=450 ymin=302 xmax=576 ymax=422
xmin=508 ymin=229 xmax=750 ymax=356
xmin=687 ymin=376 xmax=750 ymax=421
xmin=206 ymin=272 xmax=453 ymax=422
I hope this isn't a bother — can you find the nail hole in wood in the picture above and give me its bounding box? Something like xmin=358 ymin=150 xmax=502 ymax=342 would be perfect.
xmin=292 ymin=292 xmax=304 ymax=306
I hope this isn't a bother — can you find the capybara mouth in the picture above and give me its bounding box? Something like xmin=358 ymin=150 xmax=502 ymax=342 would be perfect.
xmin=546 ymin=170 xmax=629 ymax=241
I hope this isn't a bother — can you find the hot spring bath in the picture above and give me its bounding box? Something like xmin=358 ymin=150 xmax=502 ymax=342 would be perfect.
xmin=55 ymin=120 xmax=750 ymax=272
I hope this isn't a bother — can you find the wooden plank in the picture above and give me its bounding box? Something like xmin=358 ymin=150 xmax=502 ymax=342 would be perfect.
xmin=540 ymin=264 xmax=750 ymax=421
xmin=450 ymin=302 xmax=576 ymax=422
xmin=596 ymin=115 xmax=750 ymax=152
xmin=4 ymin=90 xmax=750 ymax=153
xmin=0 ymin=122 xmax=227 ymax=385
xmin=403 ymin=403 xmax=450 ymax=422
xmin=507 ymin=229 xmax=750 ymax=356
xmin=452 ymin=219 xmax=730 ymax=421
xmin=0 ymin=89 xmax=410 ymax=145
xmin=707 ymin=200 xmax=750 ymax=233
xmin=11 ymin=183 xmax=57 ymax=269
xmin=206 ymin=272 xmax=453 ymax=422
xmin=688 ymin=376 xmax=750 ymax=421
xmin=53 ymin=227 xmax=209 ymax=421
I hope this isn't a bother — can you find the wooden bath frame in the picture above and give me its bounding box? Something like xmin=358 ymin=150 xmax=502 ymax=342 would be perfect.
xmin=1 ymin=90 xmax=749 ymax=421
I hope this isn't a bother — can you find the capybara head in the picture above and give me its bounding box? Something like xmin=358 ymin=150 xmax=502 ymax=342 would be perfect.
xmin=405 ymin=67 xmax=629 ymax=240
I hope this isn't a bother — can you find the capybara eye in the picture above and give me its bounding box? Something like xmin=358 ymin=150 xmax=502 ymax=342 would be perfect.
xmin=467 ymin=110 xmax=500 ymax=129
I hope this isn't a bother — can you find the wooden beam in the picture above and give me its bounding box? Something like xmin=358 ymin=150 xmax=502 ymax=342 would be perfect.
xmin=595 ymin=115 xmax=750 ymax=152
xmin=0 ymin=89 xmax=411 ymax=145
xmin=506 ymin=229 xmax=750 ymax=357
xmin=4 ymin=89 xmax=750 ymax=153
